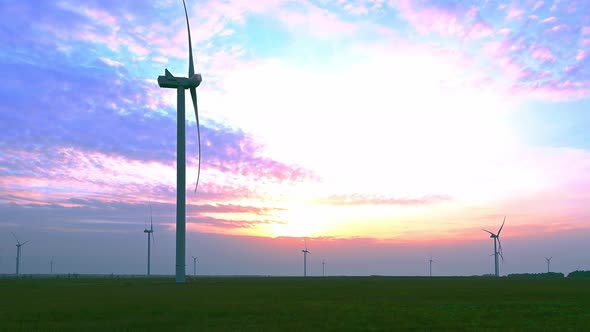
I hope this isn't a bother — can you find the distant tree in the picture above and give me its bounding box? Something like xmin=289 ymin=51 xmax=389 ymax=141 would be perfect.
xmin=567 ymin=270 xmax=590 ymax=278
xmin=507 ymin=272 xmax=564 ymax=278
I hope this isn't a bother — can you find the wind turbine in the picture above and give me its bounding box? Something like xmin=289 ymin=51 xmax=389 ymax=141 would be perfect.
xmin=545 ymin=257 xmax=552 ymax=273
xmin=302 ymin=239 xmax=310 ymax=277
xmin=192 ymin=256 xmax=197 ymax=276
xmin=482 ymin=217 xmax=505 ymax=277
xmin=11 ymin=232 xmax=29 ymax=276
xmin=157 ymin=0 xmax=203 ymax=283
xmin=144 ymin=203 xmax=155 ymax=276
xmin=322 ymin=259 xmax=325 ymax=277
xmin=429 ymin=256 xmax=434 ymax=277
xmin=50 ymin=256 xmax=54 ymax=274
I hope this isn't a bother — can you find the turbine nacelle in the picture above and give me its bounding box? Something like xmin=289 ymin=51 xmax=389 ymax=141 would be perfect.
xmin=158 ymin=69 xmax=202 ymax=89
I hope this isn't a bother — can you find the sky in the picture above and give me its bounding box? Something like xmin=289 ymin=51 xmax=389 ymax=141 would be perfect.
xmin=0 ymin=0 xmax=589 ymax=277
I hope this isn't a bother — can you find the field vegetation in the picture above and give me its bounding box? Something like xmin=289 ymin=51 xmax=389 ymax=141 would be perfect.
xmin=1 ymin=276 xmax=589 ymax=331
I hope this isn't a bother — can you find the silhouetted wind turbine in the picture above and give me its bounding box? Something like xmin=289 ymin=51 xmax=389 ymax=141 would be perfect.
xmin=322 ymin=259 xmax=325 ymax=277
xmin=157 ymin=0 xmax=203 ymax=283
xmin=144 ymin=203 xmax=155 ymax=276
xmin=429 ymin=256 xmax=434 ymax=277
xmin=192 ymin=256 xmax=197 ymax=276
xmin=11 ymin=232 xmax=29 ymax=276
xmin=302 ymin=239 xmax=310 ymax=277
xmin=545 ymin=257 xmax=552 ymax=273
xmin=482 ymin=217 xmax=505 ymax=277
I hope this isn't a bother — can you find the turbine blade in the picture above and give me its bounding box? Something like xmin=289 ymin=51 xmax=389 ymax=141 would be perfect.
xmin=182 ymin=0 xmax=195 ymax=78
xmin=190 ymin=87 xmax=201 ymax=193
xmin=149 ymin=202 xmax=153 ymax=231
xmin=151 ymin=232 xmax=155 ymax=247
xmin=497 ymin=238 xmax=504 ymax=262
xmin=10 ymin=231 xmax=20 ymax=243
xmin=497 ymin=216 xmax=506 ymax=235
xmin=21 ymin=240 xmax=29 ymax=246
xmin=482 ymin=229 xmax=494 ymax=236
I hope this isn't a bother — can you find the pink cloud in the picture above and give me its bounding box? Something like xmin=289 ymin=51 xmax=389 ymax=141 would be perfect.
xmin=582 ymin=26 xmax=590 ymax=35
xmin=510 ymin=81 xmax=590 ymax=101
xmin=99 ymin=57 xmax=124 ymax=67
xmin=396 ymin=0 xmax=464 ymax=37
xmin=343 ymin=3 xmax=369 ymax=15
xmin=394 ymin=1 xmax=495 ymax=40
xmin=532 ymin=1 xmax=544 ymax=11
xmin=276 ymin=5 xmax=358 ymax=38
xmin=540 ymin=16 xmax=557 ymax=23
xmin=84 ymin=8 xmax=117 ymax=27
xmin=576 ymin=50 xmax=588 ymax=61
xmin=497 ymin=56 xmax=528 ymax=80
xmin=530 ymin=46 xmax=556 ymax=62
xmin=550 ymin=24 xmax=568 ymax=32
xmin=316 ymin=194 xmax=451 ymax=206
xmin=506 ymin=6 xmax=524 ymax=19
xmin=468 ymin=22 xmax=495 ymax=39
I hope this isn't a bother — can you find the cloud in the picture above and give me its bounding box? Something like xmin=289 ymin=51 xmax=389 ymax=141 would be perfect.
xmin=395 ymin=0 xmax=495 ymax=39
xmin=317 ymin=194 xmax=452 ymax=206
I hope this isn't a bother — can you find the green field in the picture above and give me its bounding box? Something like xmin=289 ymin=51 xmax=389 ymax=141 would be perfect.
xmin=1 ymin=276 xmax=589 ymax=331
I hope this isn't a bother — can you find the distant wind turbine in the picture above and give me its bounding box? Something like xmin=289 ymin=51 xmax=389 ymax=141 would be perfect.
xmin=302 ymin=239 xmax=310 ymax=277
xmin=50 ymin=256 xmax=54 ymax=274
xmin=144 ymin=203 xmax=155 ymax=276
xmin=322 ymin=259 xmax=325 ymax=277
xmin=545 ymin=257 xmax=552 ymax=273
xmin=482 ymin=217 xmax=506 ymax=277
xmin=11 ymin=232 xmax=29 ymax=276
xmin=429 ymin=256 xmax=435 ymax=277
xmin=192 ymin=256 xmax=197 ymax=276
xmin=157 ymin=0 xmax=203 ymax=283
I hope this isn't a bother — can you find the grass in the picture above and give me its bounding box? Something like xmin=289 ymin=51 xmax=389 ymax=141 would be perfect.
xmin=0 ymin=276 xmax=589 ymax=331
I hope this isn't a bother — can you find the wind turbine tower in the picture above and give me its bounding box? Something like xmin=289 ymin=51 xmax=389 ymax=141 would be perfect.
xmin=144 ymin=203 xmax=155 ymax=276
xmin=11 ymin=232 xmax=29 ymax=276
xmin=192 ymin=256 xmax=197 ymax=276
xmin=322 ymin=259 xmax=325 ymax=277
xmin=157 ymin=0 xmax=204 ymax=283
xmin=302 ymin=240 xmax=310 ymax=277
xmin=429 ymin=256 xmax=434 ymax=277
xmin=482 ymin=217 xmax=505 ymax=277
xmin=545 ymin=257 xmax=552 ymax=273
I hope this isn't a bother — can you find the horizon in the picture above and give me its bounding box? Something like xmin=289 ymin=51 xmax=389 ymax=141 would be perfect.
xmin=1 ymin=0 xmax=589 ymax=276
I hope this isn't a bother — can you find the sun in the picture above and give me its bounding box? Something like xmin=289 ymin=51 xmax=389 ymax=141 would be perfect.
xmin=265 ymin=202 xmax=329 ymax=238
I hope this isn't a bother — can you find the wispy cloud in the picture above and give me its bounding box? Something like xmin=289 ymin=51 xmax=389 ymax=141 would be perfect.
xmin=317 ymin=194 xmax=451 ymax=206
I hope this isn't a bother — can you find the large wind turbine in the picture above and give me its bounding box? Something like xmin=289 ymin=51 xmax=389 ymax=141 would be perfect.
xmin=157 ymin=0 xmax=203 ymax=283
xmin=482 ymin=217 xmax=505 ymax=277
xmin=11 ymin=232 xmax=29 ymax=276
xmin=144 ymin=203 xmax=155 ymax=276
xmin=429 ymin=256 xmax=434 ymax=277
xmin=322 ymin=259 xmax=325 ymax=277
xmin=545 ymin=257 xmax=552 ymax=273
xmin=302 ymin=239 xmax=310 ymax=277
